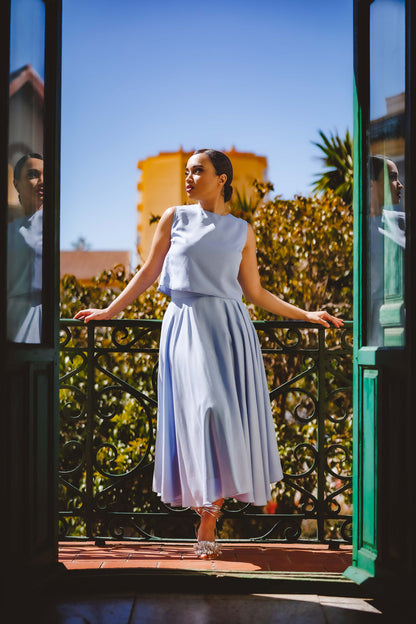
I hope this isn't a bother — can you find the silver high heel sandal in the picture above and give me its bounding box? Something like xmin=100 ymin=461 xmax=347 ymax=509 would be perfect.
xmin=192 ymin=503 xmax=222 ymax=559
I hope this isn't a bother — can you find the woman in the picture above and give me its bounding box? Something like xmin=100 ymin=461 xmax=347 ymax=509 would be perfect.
xmin=7 ymin=153 xmax=44 ymax=343
xmin=75 ymin=149 xmax=343 ymax=558
xmin=368 ymin=155 xmax=404 ymax=345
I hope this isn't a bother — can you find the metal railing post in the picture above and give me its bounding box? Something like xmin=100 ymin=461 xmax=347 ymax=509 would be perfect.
xmin=316 ymin=325 xmax=327 ymax=542
xmin=85 ymin=322 xmax=95 ymax=538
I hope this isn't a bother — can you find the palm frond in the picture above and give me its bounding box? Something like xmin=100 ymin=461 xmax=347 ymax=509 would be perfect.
xmin=311 ymin=129 xmax=353 ymax=205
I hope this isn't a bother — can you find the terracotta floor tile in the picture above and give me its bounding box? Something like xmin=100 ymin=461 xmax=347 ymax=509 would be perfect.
xmin=212 ymin=560 xmax=262 ymax=572
xmin=65 ymin=560 xmax=103 ymax=569
xmin=339 ymin=552 xmax=353 ymax=565
xmin=100 ymin=559 xmax=159 ymax=569
xmin=157 ymin=559 xmax=214 ymax=570
xmin=74 ymin=553 xmax=118 ymax=561
xmin=235 ymin=557 xmax=270 ymax=571
xmin=59 ymin=541 xmax=352 ymax=574
xmin=281 ymin=556 xmax=334 ymax=572
xmin=214 ymin=550 xmax=237 ymax=562
xmin=127 ymin=554 xmax=166 ymax=562
xmin=234 ymin=549 xmax=291 ymax=568
xmin=322 ymin=556 xmax=351 ymax=573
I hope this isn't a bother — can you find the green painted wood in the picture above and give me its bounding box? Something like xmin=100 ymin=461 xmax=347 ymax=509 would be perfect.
xmin=379 ymin=301 xmax=404 ymax=326
xmin=361 ymin=369 xmax=378 ymax=566
xmin=356 ymin=347 xmax=377 ymax=366
xmin=350 ymin=0 xmax=370 ymax=583
xmin=379 ymin=229 xmax=405 ymax=346
xmin=348 ymin=360 xmax=380 ymax=581
xmin=348 ymin=1 xmax=415 ymax=591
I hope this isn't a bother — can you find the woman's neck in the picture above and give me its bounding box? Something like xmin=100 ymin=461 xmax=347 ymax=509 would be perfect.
xmin=199 ymin=197 xmax=228 ymax=215
xmin=23 ymin=204 xmax=43 ymax=217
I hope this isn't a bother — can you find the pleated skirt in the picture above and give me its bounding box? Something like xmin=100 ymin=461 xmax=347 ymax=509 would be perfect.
xmin=152 ymin=292 xmax=283 ymax=508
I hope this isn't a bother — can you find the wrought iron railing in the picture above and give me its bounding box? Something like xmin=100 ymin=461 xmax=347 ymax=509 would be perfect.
xmin=59 ymin=319 xmax=352 ymax=544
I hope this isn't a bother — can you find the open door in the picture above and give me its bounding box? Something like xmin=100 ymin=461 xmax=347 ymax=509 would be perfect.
xmin=346 ymin=0 xmax=416 ymax=589
xmin=0 ymin=0 xmax=62 ymax=585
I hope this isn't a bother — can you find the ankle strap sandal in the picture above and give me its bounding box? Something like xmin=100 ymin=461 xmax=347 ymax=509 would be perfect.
xmin=193 ymin=503 xmax=222 ymax=519
xmin=192 ymin=503 xmax=223 ymax=559
xmin=193 ymin=539 xmax=222 ymax=559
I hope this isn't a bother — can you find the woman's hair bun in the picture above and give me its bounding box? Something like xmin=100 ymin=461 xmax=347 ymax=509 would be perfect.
xmin=224 ymin=183 xmax=233 ymax=203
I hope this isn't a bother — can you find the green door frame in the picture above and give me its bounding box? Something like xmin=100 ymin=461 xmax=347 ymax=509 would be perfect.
xmin=346 ymin=0 xmax=416 ymax=588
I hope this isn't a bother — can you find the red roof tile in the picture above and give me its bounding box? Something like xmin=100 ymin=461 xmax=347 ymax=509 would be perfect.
xmin=60 ymin=250 xmax=131 ymax=280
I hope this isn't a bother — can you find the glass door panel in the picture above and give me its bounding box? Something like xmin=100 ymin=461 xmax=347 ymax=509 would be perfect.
xmin=367 ymin=0 xmax=406 ymax=347
xmin=7 ymin=0 xmax=45 ymax=343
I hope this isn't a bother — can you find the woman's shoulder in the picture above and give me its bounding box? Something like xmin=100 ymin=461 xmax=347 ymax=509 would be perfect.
xmin=157 ymin=205 xmax=177 ymax=228
xmin=163 ymin=204 xmax=196 ymax=217
xmin=160 ymin=205 xmax=196 ymax=229
xmin=228 ymin=212 xmax=248 ymax=224
xmin=172 ymin=204 xmax=202 ymax=222
xmin=227 ymin=213 xmax=249 ymax=234
xmin=162 ymin=205 xmax=178 ymax=217
xmin=176 ymin=203 xmax=198 ymax=213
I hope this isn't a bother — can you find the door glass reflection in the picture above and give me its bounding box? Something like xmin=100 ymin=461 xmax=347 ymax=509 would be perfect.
xmin=7 ymin=0 xmax=45 ymax=343
xmin=367 ymin=0 xmax=405 ymax=347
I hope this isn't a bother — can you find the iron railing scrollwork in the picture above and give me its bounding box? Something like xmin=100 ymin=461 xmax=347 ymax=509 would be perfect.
xmin=59 ymin=319 xmax=352 ymax=544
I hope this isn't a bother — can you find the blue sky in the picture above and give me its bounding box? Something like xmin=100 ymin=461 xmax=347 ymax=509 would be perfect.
xmin=10 ymin=0 xmax=45 ymax=79
xmin=370 ymin=0 xmax=405 ymax=120
xmin=60 ymin=0 xmax=353 ymax=255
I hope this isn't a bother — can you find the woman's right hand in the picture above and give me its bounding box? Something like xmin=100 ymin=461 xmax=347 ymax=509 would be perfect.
xmin=74 ymin=307 xmax=113 ymax=323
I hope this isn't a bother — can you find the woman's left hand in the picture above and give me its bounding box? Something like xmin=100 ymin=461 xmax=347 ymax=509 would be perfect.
xmin=305 ymin=310 xmax=344 ymax=328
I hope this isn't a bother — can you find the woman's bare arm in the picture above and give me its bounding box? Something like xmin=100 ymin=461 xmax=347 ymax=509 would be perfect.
xmin=238 ymin=224 xmax=343 ymax=328
xmin=74 ymin=206 xmax=175 ymax=322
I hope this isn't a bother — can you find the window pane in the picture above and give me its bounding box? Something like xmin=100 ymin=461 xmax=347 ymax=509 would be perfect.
xmin=7 ymin=0 xmax=45 ymax=343
xmin=367 ymin=0 xmax=406 ymax=347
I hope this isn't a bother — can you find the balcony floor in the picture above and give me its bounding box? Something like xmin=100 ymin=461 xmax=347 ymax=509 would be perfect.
xmin=60 ymin=540 xmax=352 ymax=573
xmin=40 ymin=542 xmax=389 ymax=624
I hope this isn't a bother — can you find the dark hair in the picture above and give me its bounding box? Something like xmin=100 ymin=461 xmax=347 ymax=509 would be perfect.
xmin=14 ymin=152 xmax=43 ymax=180
xmin=194 ymin=149 xmax=234 ymax=202
xmin=369 ymin=155 xmax=387 ymax=181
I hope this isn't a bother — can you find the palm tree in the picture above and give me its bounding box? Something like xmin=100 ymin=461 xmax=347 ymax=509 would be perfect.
xmin=229 ymin=188 xmax=259 ymax=223
xmin=229 ymin=180 xmax=274 ymax=223
xmin=312 ymin=129 xmax=353 ymax=205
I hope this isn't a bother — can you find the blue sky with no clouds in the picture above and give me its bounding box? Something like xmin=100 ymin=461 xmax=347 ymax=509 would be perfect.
xmin=60 ymin=0 xmax=353 ymax=255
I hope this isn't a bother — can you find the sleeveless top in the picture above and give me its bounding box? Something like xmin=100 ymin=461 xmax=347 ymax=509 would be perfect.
xmin=7 ymin=209 xmax=43 ymax=298
xmin=158 ymin=204 xmax=248 ymax=300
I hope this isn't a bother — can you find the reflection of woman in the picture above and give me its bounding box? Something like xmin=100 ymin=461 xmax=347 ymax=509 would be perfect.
xmin=75 ymin=149 xmax=342 ymax=558
xmin=368 ymin=155 xmax=404 ymax=345
xmin=370 ymin=155 xmax=403 ymax=217
xmin=371 ymin=156 xmax=404 ymax=248
xmin=7 ymin=153 xmax=44 ymax=342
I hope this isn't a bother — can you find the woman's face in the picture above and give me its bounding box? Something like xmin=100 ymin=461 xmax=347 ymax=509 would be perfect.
xmin=185 ymin=153 xmax=225 ymax=202
xmin=371 ymin=159 xmax=403 ymax=214
xmin=14 ymin=157 xmax=44 ymax=214
xmin=386 ymin=159 xmax=403 ymax=205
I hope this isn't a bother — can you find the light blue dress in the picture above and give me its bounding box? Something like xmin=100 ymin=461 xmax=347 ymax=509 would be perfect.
xmin=152 ymin=204 xmax=283 ymax=508
xmin=7 ymin=209 xmax=43 ymax=343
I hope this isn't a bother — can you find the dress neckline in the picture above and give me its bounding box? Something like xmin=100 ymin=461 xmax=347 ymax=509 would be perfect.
xmin=198 ymin=204 xmax=231 ymax=218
